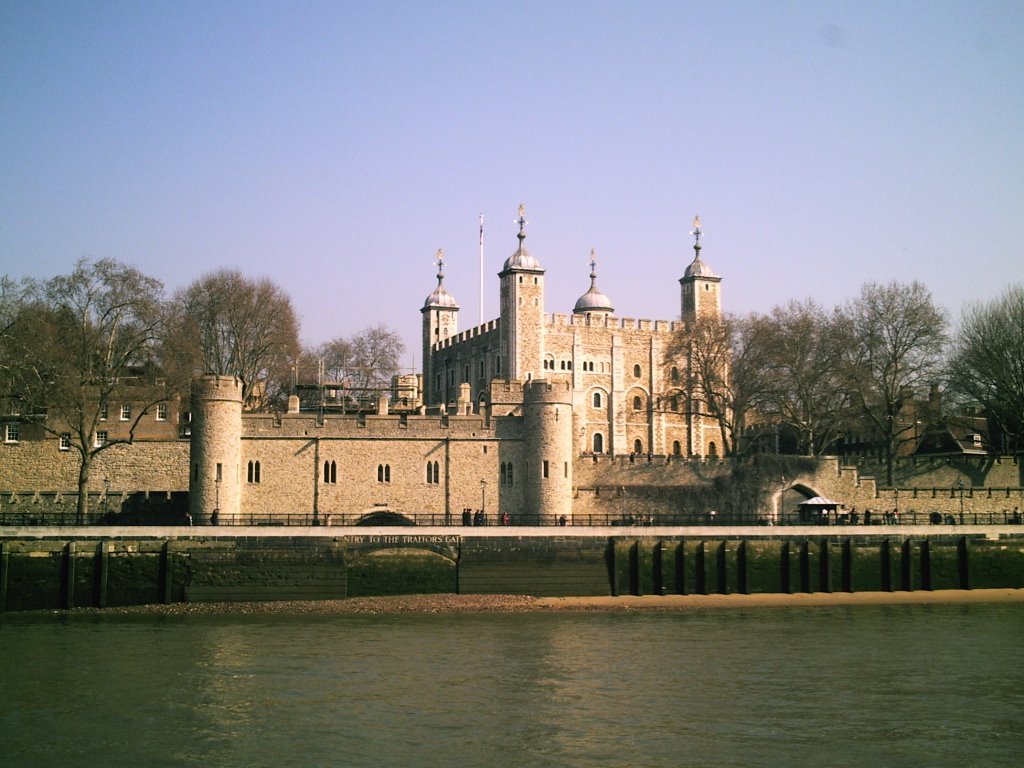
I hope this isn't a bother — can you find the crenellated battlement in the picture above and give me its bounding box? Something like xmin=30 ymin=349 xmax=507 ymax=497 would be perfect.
xmin=545 ymin=313 xmax=685 ymax=333
xmin=432 ymin=319 xmax=500 ymax=351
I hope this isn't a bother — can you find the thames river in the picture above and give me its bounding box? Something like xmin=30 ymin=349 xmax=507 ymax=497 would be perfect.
xmin=2 ymin=603 xmax=1022 ymax=767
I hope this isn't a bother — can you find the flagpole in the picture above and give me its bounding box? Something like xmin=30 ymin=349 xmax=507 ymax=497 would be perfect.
xmin=479 ymin=213 xmax=484 ymax=326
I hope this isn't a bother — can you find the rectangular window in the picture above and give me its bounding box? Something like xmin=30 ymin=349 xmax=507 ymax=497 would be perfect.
xmin=542 ymin=460 xmax=549 ymax=479
xmin=120 ymin=404 xmax=131 ymax=420
xmin=94 ymin=430 xmax=107 ymax=447
xmin=99 ymin=403 xmax=108 ymax=420
xmin=156 ymin=403 xmax=168 ymax=421
xmin=59 ymin=433 xmax=71 ymax=451
xmin=215 ymin=463 xmax=223 ymax=482
xmin=4 ymin=423 xmax=19 ymax=443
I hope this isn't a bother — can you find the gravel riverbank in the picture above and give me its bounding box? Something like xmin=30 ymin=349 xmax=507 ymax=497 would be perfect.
xmin=41 ymin=588 xmax=1024 ymax=617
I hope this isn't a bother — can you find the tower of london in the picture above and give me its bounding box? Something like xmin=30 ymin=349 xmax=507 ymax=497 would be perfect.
xmin=186 ymin=208 xmax=723 ymax=526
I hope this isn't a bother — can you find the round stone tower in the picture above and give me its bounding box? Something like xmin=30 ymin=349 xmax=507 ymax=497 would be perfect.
xmin=189 ymin=375 xmax=242 ymax=525
xmin=523 ymin=377 xmax=574 ymax=525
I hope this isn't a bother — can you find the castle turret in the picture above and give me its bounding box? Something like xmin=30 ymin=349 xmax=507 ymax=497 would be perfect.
xmin=680 ymin=216 xmax=722 ymax=321
xmin=499 ymin=205 xmax=545 ymax=381
xmin=523 ymin=377 xmax=573 ymax=524
xmin=421 ymin=248 xmax=459 ymax=406
xmin=189 ymin=375 xmax=242 ymax=525
xmin=573 ymin=249 xmax=615 ymax=318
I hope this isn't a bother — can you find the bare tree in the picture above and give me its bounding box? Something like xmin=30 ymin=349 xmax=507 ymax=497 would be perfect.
xmin=947 ymin=284 xmax=1024 ymax=453
xmin=316 ymin=323 xmax=405 ymax=394
xmin=664 ymin=313 xmax=765 ymax=456
xmin=5 ymin=259 xmax=169 ymax=522
xmin=172 ymin=270 xmax=300 ymax=410
xmin=757 ymin=300 xmax=852 ymax=455
xmin=843 ymin=281 xmax=948 ymax=485
xmin=0 ymin=276 xmax=29 ymax=391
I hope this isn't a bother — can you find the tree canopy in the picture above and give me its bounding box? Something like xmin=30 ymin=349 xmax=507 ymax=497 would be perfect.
xmin=948 ymin=284 xmax=1024 ymax=453
xmin=170 ymin=269 xmax=301 ymax=410
xmin=2 ymin=258 xmax=169 ymax=520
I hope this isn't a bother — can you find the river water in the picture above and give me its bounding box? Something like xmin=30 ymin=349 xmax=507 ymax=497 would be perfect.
xmin=1 ymin=603 xmax=1022 ymax=767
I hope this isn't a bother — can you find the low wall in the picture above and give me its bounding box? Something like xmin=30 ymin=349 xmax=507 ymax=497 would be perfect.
xmin=1 ymin=528 xmax=1022 ymax=612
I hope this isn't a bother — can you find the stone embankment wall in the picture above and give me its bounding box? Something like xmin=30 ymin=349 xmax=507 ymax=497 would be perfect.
xmin=573 ymin=455 xmax=1024 ymax=521
xmin=2 ymin=529 xmax=1022 ymax=611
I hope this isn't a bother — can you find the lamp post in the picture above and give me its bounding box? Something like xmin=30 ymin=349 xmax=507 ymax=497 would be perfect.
xmin=214 ymin=475 xmax=221 ymax=526
xmin=958 ymin=479 xmax=965 ymax=525
xmin=480 ymin=479 xmax=487 ymax=525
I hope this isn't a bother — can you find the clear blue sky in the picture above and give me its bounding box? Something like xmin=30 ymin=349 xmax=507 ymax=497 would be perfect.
xmin=2 ymin=1 xmax=1022 ymax=368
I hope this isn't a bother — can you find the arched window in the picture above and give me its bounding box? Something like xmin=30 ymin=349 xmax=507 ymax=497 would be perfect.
xmin=593 ymin=433 xmax=604 ymax=453
xmin=633 ymin=439 xmax=643 ymax=454
xmin=708 ymin=442 xmax=718 ymax=458
xmin=378 ymin=464 xmax=391 ymax=483
xmin=323 ymin=460 xmax=336 ymax=484
xmin=247 ymin=460 xmax=261 ymax=484
xmin=633 ymin=395 xmax=643 ymax=411
xmin=427 ymin=462 xmax=434 ymax=483
xmin=633 ymin=364 xmax=641 ymax=378
xmin=671 ymin=366 xmax=680 ymax=383
xmin=426 ymin=461 xmax=439 ymax=484
xmin=593 ymin=392 xmax=602 ymax=408
xmin=673 ymin=440 xmax=682 ymax=456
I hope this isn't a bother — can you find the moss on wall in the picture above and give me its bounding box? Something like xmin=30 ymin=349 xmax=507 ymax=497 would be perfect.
xmin=968 ymin=539 xmax=1024 ymax=588
xmin=744 ymin=540 xmax=784 ymax=594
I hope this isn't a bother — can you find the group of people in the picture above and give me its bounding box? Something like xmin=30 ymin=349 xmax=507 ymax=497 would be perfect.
xmin=461 ymin=508 xmax=513 ymax=526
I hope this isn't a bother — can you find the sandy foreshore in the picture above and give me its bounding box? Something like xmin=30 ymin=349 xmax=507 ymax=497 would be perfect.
xmin=40 ymin=588 xmax=1024 ymax=617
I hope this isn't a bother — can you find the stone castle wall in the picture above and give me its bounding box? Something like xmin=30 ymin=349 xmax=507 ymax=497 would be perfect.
xmin=238 ymin=411 xmax=526 ymax=523
xmin=3 ymin=411 xmax=1022 ymax=523
xmin=0 ymin=439 xmax=188 ymax=492
xmin=427 ymin=321 xmax=501 ymax=409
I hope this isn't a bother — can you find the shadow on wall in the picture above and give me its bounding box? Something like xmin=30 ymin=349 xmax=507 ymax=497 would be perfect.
xmin=356 ymin=511 xmax=417 ymax=526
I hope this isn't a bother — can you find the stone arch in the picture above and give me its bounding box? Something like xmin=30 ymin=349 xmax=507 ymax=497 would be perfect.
xmin=664 ymin=387 xmax=685 ymax=412
xmin=355 ymin=509 xmax=417 ymax=526
xmin=776 ymin=483 xmax=820 ymax=525
xmin=588 ymin=386 xmax=609 ymax=410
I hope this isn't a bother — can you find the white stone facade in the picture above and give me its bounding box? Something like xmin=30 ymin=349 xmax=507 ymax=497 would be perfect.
xmin=183 ymin=213 xmax=730 ymax=525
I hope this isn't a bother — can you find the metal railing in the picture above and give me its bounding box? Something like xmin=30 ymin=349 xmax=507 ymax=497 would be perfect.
xmin=3 ymin=509 xmax=1022 ymax=528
